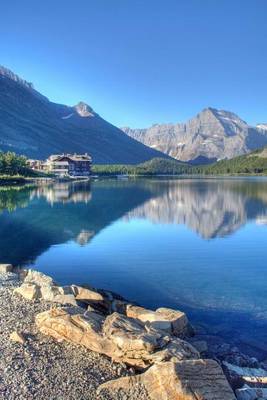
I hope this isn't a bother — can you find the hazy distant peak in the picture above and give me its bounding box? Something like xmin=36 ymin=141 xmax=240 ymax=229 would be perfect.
xmin=257 ymin=123 xmax=267 ymax=131
xmin=0 ymin=65 xmax=34 ymax=90
xmin=74 ymin=101 xmax=95 ymax=117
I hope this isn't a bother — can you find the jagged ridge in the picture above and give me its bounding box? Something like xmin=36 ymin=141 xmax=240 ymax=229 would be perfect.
xmin=123 ymin=107 xmax=267 ymax=163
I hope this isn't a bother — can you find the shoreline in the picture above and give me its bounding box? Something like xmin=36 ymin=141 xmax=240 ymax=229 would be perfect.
xmin=0 ymin=270 xmax=136 ymax=400
xmin=1 ymin=265 xmax=266 ymax=399
xmin=0 ymin=175 xmax=91 ymax=187
xmin=1 ymin=173 xmax=267 ymax=188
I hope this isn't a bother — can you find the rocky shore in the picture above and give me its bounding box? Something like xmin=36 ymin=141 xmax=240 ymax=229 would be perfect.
xmin=0 ymin=264 xmax=266 ymax=400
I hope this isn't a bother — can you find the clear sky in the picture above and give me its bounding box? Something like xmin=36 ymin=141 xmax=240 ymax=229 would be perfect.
xmin=0 ymin=0 xmax=266 ymax=128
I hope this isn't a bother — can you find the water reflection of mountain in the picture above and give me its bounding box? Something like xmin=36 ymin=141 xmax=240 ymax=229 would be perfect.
xmin=0 ymin=180 xmax=161 ymax=266
xmin=126 ymin=179 xmax=267 ymax=238
xmin=1 ymin=178 xmax=267 ymax=266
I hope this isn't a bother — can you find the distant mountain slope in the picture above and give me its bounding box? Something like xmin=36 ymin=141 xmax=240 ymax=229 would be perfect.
xmin=92 ymin=149 xmax=267 ymax=176
xmin=199 ymin=146 xmax=267 ymax=174
xmin=122 ymin=108 xmax=267 ymax=163
xmin=0 ymin=66 xmax=169 ymax=164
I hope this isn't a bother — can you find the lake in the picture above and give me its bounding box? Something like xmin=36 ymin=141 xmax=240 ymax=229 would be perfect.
xmin=1 ymin=177 xmax=267 ymax=358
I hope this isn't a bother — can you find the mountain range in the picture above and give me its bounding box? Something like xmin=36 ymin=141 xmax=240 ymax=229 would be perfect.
xmin=122 ymin=108 xmax=267 ymax=164
xmin=1 ymin=65 xmax=267 ymax=165
xmin=0 ymin=66 xmax=168 ymax=163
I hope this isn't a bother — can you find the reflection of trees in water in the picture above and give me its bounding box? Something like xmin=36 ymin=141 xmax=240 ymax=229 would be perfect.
xmin=0 ymin=185 xmax=33 ymax=213
xmin=0 ymin=179 xmax=156 ymax=266
xmin=2 ymin=179 xmax=267 ymax=239
xmin=0 ymin=181 xmax=93 ymax=213
xmin=1 ymin=178 xmax=267 ymax=268
xmin=126 ymin=179 xmax=267 ymax=238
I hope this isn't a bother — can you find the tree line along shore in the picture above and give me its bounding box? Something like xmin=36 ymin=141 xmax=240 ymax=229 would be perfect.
xmin=92 ymin=150 xmax=267 ymax=176
xmin=1 ymin=148 xmax=267 ymax=185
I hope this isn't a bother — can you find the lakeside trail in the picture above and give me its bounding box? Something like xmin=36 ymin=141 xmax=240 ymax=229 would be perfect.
xmin=0 ymin=266 xmax=266 ymax=400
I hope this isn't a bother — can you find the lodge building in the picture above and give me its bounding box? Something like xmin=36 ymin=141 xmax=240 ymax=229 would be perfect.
xmin=27 ymin=153 xmax=92 ymax=177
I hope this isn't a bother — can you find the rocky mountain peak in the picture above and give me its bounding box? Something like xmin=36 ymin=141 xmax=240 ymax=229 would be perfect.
xmin=123 ymin=107 xmax=267 ymax=163
xmin=194 ymin=107 xmax=220 ymax=122
xmin=74 ymin=101 xmax=94 ymax=117
xmin=197 ymin=107 xmax=246 ymax=125
xmin=187 ymin=107 xmax=248 ymax=138
xmin=199 ymin=107 xmax=217 ymax=114
xmin=0 ymin=65 xmax=34 ymax=90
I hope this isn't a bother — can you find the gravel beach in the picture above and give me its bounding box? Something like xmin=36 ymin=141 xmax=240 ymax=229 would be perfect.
xmin=0 ymin=272 xmax=148 ymax=400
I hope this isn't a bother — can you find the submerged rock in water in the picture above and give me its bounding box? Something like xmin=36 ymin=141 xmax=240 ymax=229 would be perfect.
xmin=98 ymin=359 xmax=236 ymax=400
xmin=189 ymin=339 xmax=208 ymax=354
xmin=35 ymin=307 xmax=199 ymax=369
xmin=235 ymin=385 xmax=267 ymax=400
xmin=223 ymin=361 xmax=267 ymax=388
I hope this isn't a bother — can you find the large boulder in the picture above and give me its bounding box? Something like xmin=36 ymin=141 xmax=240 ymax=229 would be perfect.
xmin=126 ymin=305 xmax=191 ymax=337
xmin=157 ymin=307 xmax=192 ymax=336
xmin=15 ymin=269 xmax=113 ymax=309
xmin=36 ymin=307 xmax=199 ymax=369
xmin=14 ymin=283 xmax=40 ymax=301
xmin=14 ymin=269 xmax=77 ymax=306
xmin=14 ymin=282 xmax=77 ymax=305
xmin=36 ymin=307 xmax=106 ymax=352
xmin=103 ymin=312 xmax=198 ymax=367
xmin=23 ymin=269 xmax=56 ymax=286
xmin=99 ymin=359 xmax=236 ymax=400
xmin=71 ymin=285 xmax=105 ymax=303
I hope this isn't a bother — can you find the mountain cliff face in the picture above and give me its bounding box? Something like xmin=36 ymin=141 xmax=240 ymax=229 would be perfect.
xmin=122 ymin=108 xmax=267 ymax=163
xmin=0 ymin=66 xmax=169 ymax=164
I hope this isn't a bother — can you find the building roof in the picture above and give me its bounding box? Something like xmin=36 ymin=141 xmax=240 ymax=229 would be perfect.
xmin=47 ymin=153 xmax=92 ymax=162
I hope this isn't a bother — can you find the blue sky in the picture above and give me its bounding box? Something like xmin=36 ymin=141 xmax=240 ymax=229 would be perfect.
xmin=0 ymin=0 xmax=266 ymax=128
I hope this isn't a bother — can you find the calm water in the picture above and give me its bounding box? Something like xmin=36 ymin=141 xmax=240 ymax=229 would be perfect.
xmin=1 ymin=178 xmax=267 ymax=357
